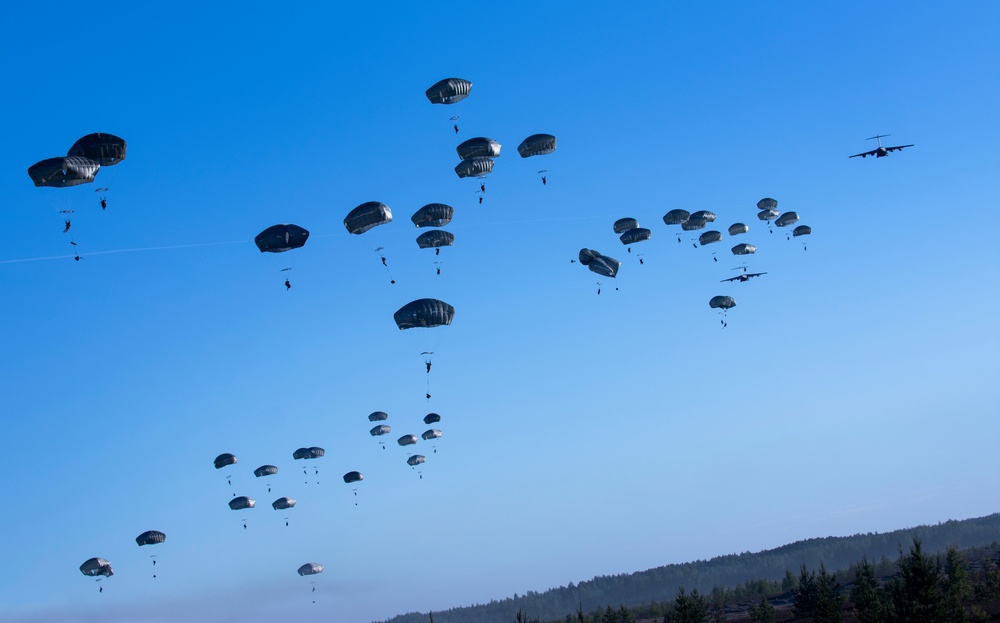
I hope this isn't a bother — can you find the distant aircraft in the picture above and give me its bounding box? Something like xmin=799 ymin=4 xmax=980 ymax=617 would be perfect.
xmin=849 ymin=134 xmax=913 ymax=159
xmin=720 ymin=265 xmax=766 ymax=283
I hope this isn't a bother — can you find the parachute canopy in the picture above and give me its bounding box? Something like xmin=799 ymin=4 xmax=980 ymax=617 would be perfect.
xmin=422 ymin=429 xmax=442 ymax=440
xmin=407 ymin=455 xmax=426 ymax=466
xmin=775 ymin=211 xmax=800 ymax=227
xmin=423 ymin=413 xmax=441 ymax=424
xmin=80 ymin=557 xmax=113 ymax=577
xmin=710 ymin=295 xmax=736 ymax=310
xmin=68 ymin=133 xmax=127 ymax=166
xmin=517 ymin=134 xmax=557 ymax=158
xmin=732 ymin=243 xmax=757 ymax=255
xmin=663 ymin=209 xmax=690 ymax=225
xmin=681 ymin=217 xmax=708 ymax=231
xmin=394 ymin=299 xmax=455 ymax=330
xmin=426 ymin=78 xmax=472 ymax=105
xmin=298 ymin=563 xmax=323 ymax=576
xmin=613 ymin=218 xmax=639 ymax=234
xmin=272 ymin=496 xmax=296 ymax=510
xmin=698 ymin=230 xmax=723 ymax=246
xmin=691 ymin=210 xmax=717 ymax=223
xmin=411 ymin=203 xmax=454 ymax=228
xmin=135 ymin=530 xmax=166 ymax=546
xmin=455 ymin=157 xmax=494 ymax=178
xmin=757 ymin=198 xmax=778 ymax=210
xmin=345 ymin=202 xmax=392 ymax=235
xmin=398 ymin=435 xmax=418 ymax=446
xmin=793 ymin=225 xmax=812 ymax=237
xmin=620 ymin=228 xmax=651 ymax=246
xmin=254 ymin=224 xmax=309 ymax=253
xmin=368 ymin=411 xmax=388 ymax=422
xmin=343 ymin=471 xmax=363 ymax=483
xmin=728 ymin=223 xmax=749 ymax=236
xmin=416 ymin=230 xmax=455 ymax=250
xmin=293 ymin=447 xmax=325 ymax=460
xmin=254 ymin=465 xmax=278 ymax=478
xmin=28 ymin=156 xmax=100 ymax=187
xmin=214 ymin=453 xmax=237 ymax=469
xmin=578 ymin=248 xmax=620 ymax=278
xmin=229 ymin=496 xmax=255 ymax=510
xmin=757 ymin=208 xmax=779 ymax=221
xmin=370 ymin=424 xmax=391 ymax=436
xmin=457 ymin=137 xmax=501 ymax=160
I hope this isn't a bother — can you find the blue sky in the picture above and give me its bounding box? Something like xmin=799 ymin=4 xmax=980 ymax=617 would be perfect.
xmin=1 ymin=2 xmax=998 ymax=622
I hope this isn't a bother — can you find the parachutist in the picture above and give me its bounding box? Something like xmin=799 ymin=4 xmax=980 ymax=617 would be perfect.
xmin=285 ymin=279 xmax=291 ymax=290
xmin=639 ymin=258 xmax=644 ymax=265
xmin=480 ymin=183 xmax=486 ymax=193
xmin=628 ymin=247 xmax=631 ymax=253
xmin=692 ymin=242 xmax=697 ymax=248
xmin=541 ymin=176 xmax=546 ymax=185
xmin=390 ymin=279 xmax=396 ymax=284
xmin=426 ymin=361 xmax=432 ymax=373
xmin=381 ymin=256 xmax=387 ymax=267
xmin=100 ymin=198 xmax=107 ymax=210
xmin=425 ymin=393 xmax=431 ymax=400
xmin=63 ymin=220 xmax=71 ymax=233
xmin=597 ymin=288 xmax=601 ymax=295
xmin=99 ymin=586 xmax=103 ymax=593
xmin=677 ymin=236 xmax=681 ymax=243
xmin=478 ymin=196 xmax=482 ymax=204
xmin=435 ymin=248 xmax=440 ymax=255
xmin=713 ymin=256 xmax=717 ymax=262
xmin=453 ymin=124 xmax=459 ymax=134
xmin=436 ymin=267 xmax=441 ymax=275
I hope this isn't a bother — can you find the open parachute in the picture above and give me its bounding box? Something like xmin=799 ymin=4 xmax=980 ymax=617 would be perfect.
xmin=394 ymin=299 xmax=455 ymax=330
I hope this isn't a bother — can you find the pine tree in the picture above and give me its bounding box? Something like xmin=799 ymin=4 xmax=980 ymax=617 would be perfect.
xmin=943 ymin=547 xmax=970 ymax=623
xmin=671 ymin=586 xmax=708 ymax=623
xmin=851 ymin=557 xmax=889 ymax=623
xmin=748 ymin=597 xmax=775 ymax=623
xmin=815 ymin=562 xmax=843 ymax=623
xmin=793 ymin=564 xmax=819 ymax=619
xmin=888 ymin=538 xmax=943 ymax=623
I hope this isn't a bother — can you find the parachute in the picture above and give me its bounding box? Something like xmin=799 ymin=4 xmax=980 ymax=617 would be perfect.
xmin=416 ymin=230 xmax=455 ymax=250
xmin=229 ymin=496 xmax=255 ymax=510
xmin=344 ymin=202 xmax=392 ymax=235
xmin=411 ymin=203 xmax=454 ymax=228
xmin=457 ymin=137 xmax=501 ymax=160
xmin=698 ymin=231 xmax=723 ymax=246
xmin=792 ymin=225 xmax=812 ymax=237
xmin=757 ymin=198 xmax=778 ymax=210
xmin=214 ymin=453 xmax=237 ymax=469
xmin=135 ymin=530 xmax=166 ymax=546
xmin=343 ymin=471 xmax=363 ymax=483
xmin=254 ymin=465 xmax=278 ymax=478
xmin=398 ymin=435 xmax=418 ymax=446
xmin=775 ymin=211 xmax=799 ymax=227
xmin=293 ymin=447 xmax=325 ymax=460
xmin=28 ymin=156 xmax=100 ymax=187
xmin=370 ymin=424 xmax=391 ymax=436
xmin=423 ymin=413 xmax=441 ymax=424
xmin=407 ymin=455 xmax=426 ymax=466
xmin=425 ymin=78 xmax=472 ymax=105
xmin=298 ymin=562 xmax=324 ymax=576
xmin=422 ymin=429 xmax=442 ymax=440
xmin=578 ymin=248 xmax=620 ymax=278
xmin=455 ymin=157 xmax=494 ymax=178
xmin=272 ymin=497 xmax=296 ymax=510
xmin=67 ymin=133 xmax=127 ymax=166
xmin=663 ymin=209 xmax=690 ymax=225
xmin=681 ymin=217 xmax=707 ymax=231
xmin=757 ymin=208 xmax=780 ymax=221
xmin=254 ymin=224 xmax=309 ymax=253
xmin=619 ymin=228 xmax=651 ymax=246
xmin=731 ymin=243 xmax=757 ymax=255
xmin=728 ymin=223 xmax=749 ymax=236
xmin=368 ymin=411 xmax=389 ymax=422
xmin=394 ymin=299 xmax=455 ymax=330
xmin=690 ymin=210 xmax=717 ymax=223
xmin=517 ymin=134 xmax=557 ymax=158
xmin=80 ymin=557 xmax=113 ymax=577
xmin=613 ymin=218 xmax=639 ymax=234
xmin=710 ymin=295 xmax=736 ymax=310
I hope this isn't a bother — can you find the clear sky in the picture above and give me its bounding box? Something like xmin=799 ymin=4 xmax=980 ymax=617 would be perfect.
xmin=1 ymin=2 xmax=998 ymax=622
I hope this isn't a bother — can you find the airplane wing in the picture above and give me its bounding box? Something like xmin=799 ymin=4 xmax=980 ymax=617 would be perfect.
xmin=885 ymin=144 xmax=914 ymax=153
xmin=746 ymin=272 xmax=767 ymax=278
xmin=849 ymin=149 xmax=877 ymax=158
xmin=720 ymin=276 xmax=742 ymax=283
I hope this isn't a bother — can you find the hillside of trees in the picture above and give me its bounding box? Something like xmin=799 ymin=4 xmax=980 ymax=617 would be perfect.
xmin=377 ymin=513 xmax=1000 ymax=623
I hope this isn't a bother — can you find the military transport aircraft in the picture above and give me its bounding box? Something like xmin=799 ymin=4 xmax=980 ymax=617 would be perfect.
xmin=721 ymin=265 xmax=766 ymax=283
xmin=849 ymin=134 xmax=914 ymax=159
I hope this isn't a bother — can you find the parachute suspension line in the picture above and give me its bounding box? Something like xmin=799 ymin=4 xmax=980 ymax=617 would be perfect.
xmin=358 ymin=240 xmax=396 ymax=284
xmin=150 ymin=555 xmax=157 ymax=579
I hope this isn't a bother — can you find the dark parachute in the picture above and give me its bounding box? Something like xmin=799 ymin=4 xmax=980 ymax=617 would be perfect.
xmin=423 ymin=413 xmax=441 ymax=424
xmin=394 ymin=299 xmax=455 ymax=330
xmin=135 ymin=530 xmax=166 ymax=546
xmin=254 ymin=465 xmax=278 ymax=477
xmin=710 ymin=295 xmax=737 ymax=310
xmin=370 ymin=424 xmax=391 ymax=436
xmin=698 ymin=230 xmax=723 ymax=246
xmin=67 ymin=133 xmax=127 ymax=166
xmin=620 ymin=228 xmax=651 ymax=246
xmin=757 ymin=198 xmax=778 ymax=210
xmin=28 ymin=156 xmax=100 ymax=187
xmin=368 ymin=411 xmax=389 ymax=422
xmin=728 ymin=223 xmax=749 ymax=236
xmin=298 ymin=562 xmax=324 ymax=576
xmin=691 ymin=210 xmax=717 ymax=223
xmin=457 ymin=137 xmax=501 ymax=160
xmin=757 ymin=207 xmax=779 ymax=221
xmin=80 ymin=557 xmax=113 ymax=577
xmin=254 ymin=224 xmax=309 ymax=253
xmin=343 ymin=471 xmax=363 ymax=483
xmin=775 ymin=211 xmax=800 ymax=227
xmin=214 ymin=453 xmax=237 ymax=469
xmin=517 ymin=134 xmax=557 ymax=158
xmin=731 ymin=243 xmax=757 ymax=255
xmin=407 ymin=455 xmax=426 ymax=466
xmin=293 ymin=447 xmax=325 ymax=460
xmin=422 ymin=429 xmax=443 ymax=441
xmin=578 ymin=248 xmax=620 ymax=278
xmin=344 ymin=202 xmax=392 ymax=235
xmin=398 ymin=434 xmax=418 ymax=446
xmin=425 ymin=78 xmax=472 ymax=105
xmin=613 ymin=218 xmax=639 ymax=234
xmin=663 ymin=209 xmax=690 ymax=225
xmin=272 ymin=496 xmax=296 ymax=510
xmin=416 ymin=230 xmax=454 ymax=250
xmin=792 ymin=225 xmax=812 ymax=237
xmin=681 ymin=217 xmax=708 ymax=231
xmin=455 ymin=157 xmax=494 ymax=178
xmin=229 ymin=496 xmax=255 ymax=510
xmin=411 ymin=203 xmax=454 ymax=228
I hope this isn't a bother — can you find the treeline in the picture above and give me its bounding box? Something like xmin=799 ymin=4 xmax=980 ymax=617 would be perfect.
xmin=376 ymin=513 xmax=1000 ymax=623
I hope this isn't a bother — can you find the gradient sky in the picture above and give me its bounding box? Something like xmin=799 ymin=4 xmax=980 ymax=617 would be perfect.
xmin=1 ymin=2 xmax=998 ymax=622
